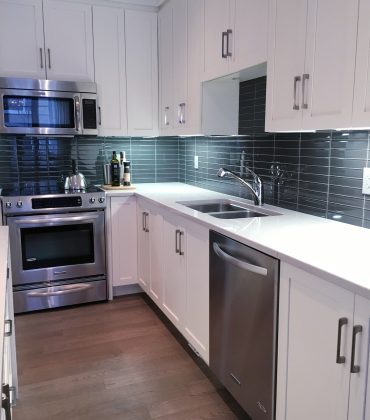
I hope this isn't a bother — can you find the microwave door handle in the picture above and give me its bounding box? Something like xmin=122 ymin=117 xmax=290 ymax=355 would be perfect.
xmin=74 ymin=96 xmax=81 ymax=132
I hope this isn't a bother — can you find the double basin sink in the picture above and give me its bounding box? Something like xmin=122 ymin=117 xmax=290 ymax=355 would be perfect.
xmin=177 ymin=199 xmax=281 ymax=219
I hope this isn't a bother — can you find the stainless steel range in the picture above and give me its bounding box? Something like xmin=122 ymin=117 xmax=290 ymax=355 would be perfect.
xmin=1 ymin=184 xmax=107 ymax=313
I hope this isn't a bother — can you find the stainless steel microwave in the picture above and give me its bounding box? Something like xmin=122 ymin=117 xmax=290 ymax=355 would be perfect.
xmin=0 ymin=77 xmax=98 ymax=136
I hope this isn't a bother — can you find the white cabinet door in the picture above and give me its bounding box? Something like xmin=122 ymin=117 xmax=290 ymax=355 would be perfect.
xmin=228 ymin=0 xmax=268 ymax=74
xmin=278 ymin=264 xmax=354 ymax=420
xmin=93 ymin=6 xmax=127 ymax=137
xmin=186 ymin=0 xmax=204 ymax=135
xmin=162 ymin=215 xmax=186 ymax=331
xmin=125 ymin=10 xmax=158 ymax=136
xmin=301 ymin=0 xmax=358 ymax=130
xmin=348 ymin=295 xmax=370 ymax=420
xmin=43 ymin=0 xmax=94 ymax=81
xmin=172 ymin=0 xmax=188 ymax=131
xmin=265 ymin=0 xmax=307 ymax=132
xmin=0 ymin=0 xmax=45 ymax=79
xmin=352 ymin=0 xmax=370 ymax=128
xmin=147 ymin=206 xmax=163 ymax=307
xmin=110 ymin=197 xmax=137 ymax=288
xmin=183 ymin=219 xmax=209 ymax=364
xmin=204 ymin=0 xmax=230 ymax=81
xmin=137 ymin=203 xmax=150 ymax=293
xmin=158 ymin=2 xmax=174 ymax=133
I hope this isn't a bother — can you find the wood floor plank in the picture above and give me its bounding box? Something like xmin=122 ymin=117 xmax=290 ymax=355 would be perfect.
xmin=13 ymin=295 xmax=245 ymax=420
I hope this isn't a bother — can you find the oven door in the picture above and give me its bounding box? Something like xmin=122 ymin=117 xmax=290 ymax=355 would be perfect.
xmin=7 ymin=211 xmax=105 ymax=286
xmin=0 ymin=88 xmax=81 ymax=136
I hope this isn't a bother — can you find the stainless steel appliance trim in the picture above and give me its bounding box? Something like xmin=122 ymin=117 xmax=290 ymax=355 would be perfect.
xmin=293 ymin=75 xmax=301 ymax=110
xmin=213 ymin=242 xmax=268 ymax=276
xmin=12 ymin=214 xmax=100 ymax=224
xmin=0 ymin=77 xmax=97 ymax=93
xmin=74 ymin=95 xmax=81 ymax=132
xmin=27 ymin=283 xmax=93 ymax=297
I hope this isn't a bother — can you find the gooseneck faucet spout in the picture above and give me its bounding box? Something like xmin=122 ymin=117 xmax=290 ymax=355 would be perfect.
xmin=217 ymin=167 xmax=264 ymax=206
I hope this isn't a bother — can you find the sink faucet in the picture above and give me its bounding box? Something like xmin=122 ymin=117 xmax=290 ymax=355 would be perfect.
xmin=217 ymin=167 xmax=264 ymax=206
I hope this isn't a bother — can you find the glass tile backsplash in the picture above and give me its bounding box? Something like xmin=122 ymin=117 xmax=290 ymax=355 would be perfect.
xmin=1 ymin=76 xmax=370 ymax=229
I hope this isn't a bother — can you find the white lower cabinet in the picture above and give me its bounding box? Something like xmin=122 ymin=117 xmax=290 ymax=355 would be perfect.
xmin=108 ymin=196 xmax=138 ymax=296
xmin=136 ymin=200 xmax=209 ymax=363
xmin=277 ymin=263 xmax=370 ymax=420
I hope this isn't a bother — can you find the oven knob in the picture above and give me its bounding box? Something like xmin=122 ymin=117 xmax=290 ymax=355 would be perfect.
xmin=5 ymin=202 xmax=12 ymax=208
xmin=16 ymin=201 xmax=23 ymax=208
xmin=90 ymin=197 xmax=96 ymax=204
xmin=98 ymin=197 xmax=105 ymax=204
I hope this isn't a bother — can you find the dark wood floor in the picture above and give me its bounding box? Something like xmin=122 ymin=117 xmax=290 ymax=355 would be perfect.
xmin=13 ymin=295 xmax=246 ymax=420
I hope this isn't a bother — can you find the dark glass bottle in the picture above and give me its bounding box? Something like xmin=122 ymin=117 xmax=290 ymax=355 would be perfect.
xmin=123 ymin=161 xmax=131 ymax=186
xmin=110 ymin=151 xmax=120 ymax=186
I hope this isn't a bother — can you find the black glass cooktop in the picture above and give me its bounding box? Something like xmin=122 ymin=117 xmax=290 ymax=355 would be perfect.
xmin=0 ymin=183 xmax=103 ymax=197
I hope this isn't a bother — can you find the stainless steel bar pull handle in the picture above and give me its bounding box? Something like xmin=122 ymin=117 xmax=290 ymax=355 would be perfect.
xmin=28 ymin=283 xmax=93 ymax=297
xmin=302 ymin=73 xmax=309 ymax=109
xmin=293 ymin=76 xmax=301 ymax=110
xmin=164 ymin=106 xmax=170 ymax=126
xmin=336 ymin=317 xmax=348 ymax=364
xmin=180 ymin=103 xmax=185 ymax=124
xmin=179 ymin=231 xmax=184 ymax=256
xmin=175 ymin=229 xmax=180 ymax=254
xmin=145 ymin=213 xmax=149 ymax=233
xmin=39 ymin=48 xmax=44 ymax=69
xmin=74 ymin=96 xmax=81 ymax=132
xmin=98 ymin=106 xmax=102 ymax=126
xmin=213 ymin=243 xmax=268 ymax=276
xmin=350 ymin=325 xmax=363 ymax=373
xmin=221 ymin=31 xmax=228 ymax=58
xmin=142 ymin=212 xmax=146 ymax=232
xmin=4 ymin=320 xmax=12 ymax=337
xmin=226 ymin=29 xmax=232 ymax=57
xmin=47 ymin=48 xmax=51 ymax=69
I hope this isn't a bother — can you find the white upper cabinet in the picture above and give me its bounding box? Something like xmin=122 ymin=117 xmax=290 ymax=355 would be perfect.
xmin=43 ymin=0 xmax=94 ymax=81
xmin=0 ymin=0 xmax=94 ymax=81
xmin=0 ymin=0 xmax=45 ymax=79
xmin=352 ymin=0 xmax=370 ymax=128
xmin=266 ymin=0 xmax=359 ymax=132
xmin=204 ymin=0 xmax=268 ymax=81
xmin=158 ymin=2 xmax=174 ymax=133
xmin=125 ymin=9 xmax=158 ymax=137
xmin=93 ymin=6 xmax=127 ymax=137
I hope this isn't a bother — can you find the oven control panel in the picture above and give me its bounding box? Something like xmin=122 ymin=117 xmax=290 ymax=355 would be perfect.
xmin=1 ymin=193 xmax=106 ymax=215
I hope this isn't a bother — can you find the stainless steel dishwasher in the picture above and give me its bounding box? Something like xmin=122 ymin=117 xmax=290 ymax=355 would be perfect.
xmin=210 ymin=230 xmax=279 ymax=420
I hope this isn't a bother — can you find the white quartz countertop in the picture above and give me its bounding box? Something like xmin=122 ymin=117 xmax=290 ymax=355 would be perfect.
xmin=103 ymin=183 xmax=370 ymax=299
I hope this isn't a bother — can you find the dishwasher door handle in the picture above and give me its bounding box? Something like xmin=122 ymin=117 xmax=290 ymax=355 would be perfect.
xmin=213 ymin=243 xmax=268 ymax=276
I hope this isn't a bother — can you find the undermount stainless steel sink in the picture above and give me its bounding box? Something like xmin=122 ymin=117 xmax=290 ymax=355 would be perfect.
xmin=177 ymin=199 xmax=281 ymax=219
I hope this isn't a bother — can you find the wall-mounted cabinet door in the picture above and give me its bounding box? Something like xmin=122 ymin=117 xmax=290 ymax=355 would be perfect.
xmin=125 ymin=9 xmax=158 ymax=137
xmin=301 ymin=0 xmax=358 ymax=130
xmin=204 ymin=0 xmax=230 ymax=81
xmin=93 ymin=6 xmax=127 ymax=137
xmin=43 ymin=0 xmax=94 ymax=82
xmin=228 ymin=0 xmax=268 ymax=74
xmin=352 ymin=0 xmax=370 ymax=128
xmin=0 ymin=0 xmax=45 ymax=79
xmin=265 ymin=0 xmax=307 ymax=132
xmin=158 ymin=2 xmax=174 ymax=133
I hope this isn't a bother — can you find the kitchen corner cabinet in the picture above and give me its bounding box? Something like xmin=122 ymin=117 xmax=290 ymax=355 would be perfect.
xmin=266 ymin=0 xmax=358 ymax=132
xmin=204 ymin=0 xmax=268 ymax=81
xmin=0 ymin=0 xmax=94 ymax=81
xmin=277 ymin=263 xmax=370 ymax=420
xmin=125 ymin=10 xmax=158 ymax=137
xmin=93 ymin=6 xmax=128 ymax=137
xmin=108 ymin=196 xmax=138 ymax=296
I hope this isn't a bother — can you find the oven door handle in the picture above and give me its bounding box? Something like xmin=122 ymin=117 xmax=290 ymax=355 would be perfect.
xmin=12 ymin=215 xmax=100 ymax=225
xmin=27 ymin=283 xmax=93 ymax=297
